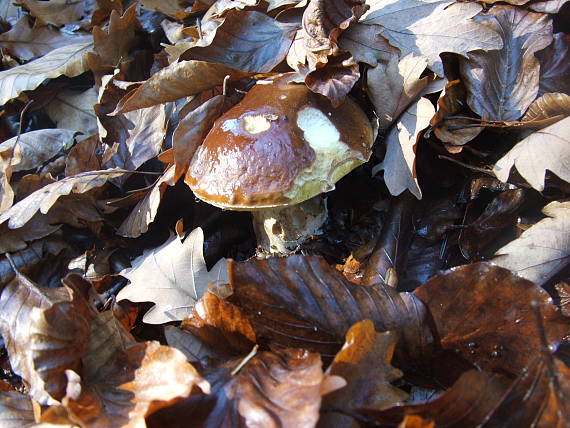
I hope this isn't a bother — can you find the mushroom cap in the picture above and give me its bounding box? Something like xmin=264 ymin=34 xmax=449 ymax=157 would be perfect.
xmin=185 ymin=74 xmax=374 ymax=210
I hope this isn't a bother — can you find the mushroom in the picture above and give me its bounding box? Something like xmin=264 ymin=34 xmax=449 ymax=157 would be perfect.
xmin=185 ymin=73 xmax=374 ymax=254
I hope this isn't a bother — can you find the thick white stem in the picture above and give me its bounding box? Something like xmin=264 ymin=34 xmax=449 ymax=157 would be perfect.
xmin=251 ymin=196 xmax=327 ymax=255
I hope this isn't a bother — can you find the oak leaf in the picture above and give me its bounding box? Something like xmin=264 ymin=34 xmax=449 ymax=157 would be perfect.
xmin=117 ymin=228 xmax=229 ymax=324
xmin=361 ymin=0 xmax=503 ymax=76
xmin=493 ymin=200 xmax=570 ymax=286
xmin=493 ymin=116 xmax=570 ymax=191
xmin=15 ymin=0 xmax=86 ymax=26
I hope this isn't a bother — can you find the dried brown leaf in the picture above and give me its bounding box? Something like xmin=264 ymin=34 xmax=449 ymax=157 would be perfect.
xmin=182 ymin=10 xmax=298 ymax=73
xmin=0 ymin=390 xmax=35 ymax=428
xmin=0 ymin=41 xmax=93 ymax=106
xmin=64 ymin=341 xmax=209 ymax=428
xmin=362 ymin=0 xmax=503 ymax=76
xmin=45 ymin=89 xmax=98 ymax=137
xmin=65 ymin=134 xmax=102 ymax=176
xmin=372 ymin=97 xmax=434 ymax=199
xmin=304 ymin=51 xmax=360 ymax=106
xmin=147 ymin=348 xmax=339 ymax=428
xmin=91 ymin=5 xmax=140 ymax=68
xmin=0 ymin=168 xmax=127 ymax=229
xmin=493 ymin=200 xmax=570 ymax=286
xmin=0 ymin=146 xmax=16 ymax=214
xmin=363 ymin=369 xmax=510 ymax=427
xmin=0 ymin=271 xmax=91 ymax=405
xmin=117 ymin=165 xmax=175 ymax=238
xmin=0 ymin=129 xmax=75 ymax=172
xmin=228 ymin=255 xmax=434 ymax=360
xmin=430 ymin=79 xmax=483 ymax=149
xmin=339 ymin=23 xmax=397 ymax=66
xmin=367 ymin=53 xmax=431 ymax=131
xmin=529 ymin=0 xmax=570 ymax=12
xmin=164 ymin=325 xmax=220 ymax=362
xmin=320 ymin=321 xmax=408 ymax=428
xmin=182 ymin=290 xmax=257 ymax=355
xmin=522 ymin=92 xmax=570 ymax=123
xmin=114 ymin=60 xmax=250 ymax=114
xmin=102 ymin=104 xmax=166 ymax=176
xmin=15 ymin=0 xmax=86 ymax=26
xmin=493 ymin=116 xmax=570 ymax=191
xmin=139 ymin=0 xmax=193 ymax=19
xmin=117 ymin=228 xmax=229 ymax=324
xmin=414 ymin=262 xmax=569 ymax=375
xmin=460 ymin=6 xmax=553 ymax=121
xmin=538 ymin=33 xmax=570 ymax=96
xmin=0 ymin=16 xmax=91 ymax=61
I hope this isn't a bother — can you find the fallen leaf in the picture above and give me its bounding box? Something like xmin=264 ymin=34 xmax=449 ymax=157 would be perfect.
xmin=366 ymin=53 xmax=431 ymax=131
xmin=147 ymin=348 xmax=340 ymax=428
xmin=537 ymin=32 xmax=570 ymax=96
xmin=0 ymin=129 xmax=76 ymax=172
xmin=372 ymin=97 xmax=435 ymax=199
xmin=521 ymin=92 xmax=570 ymax=123
xmin=529 ymin=0 xmax=570 ymax=12
xmin=139 ymin=0 xmax=193 ymax=19
xmin=0 ymin=146 xmax=17 ymax=213
xmin=117 ymin=227 xmax=229 ymax=324
xmin=362 ymin=369 xmax=510 ymax=427
xmin=164 ymin=325 xmax=220 ymax=362
xmin=304 ymin=51 xmax=360 ymax=106
xmin=15 ymin=0 xmax=86 ymax=26
xmin=414 ymin=262 xmax=569 ymax=375
xmin=182 ymin=10 xmax=298 ymax=73
xmin=361 ymin=0 xmax=503 ymax=76
xmin=0 ymin=16 xmax=91 ymax=61
xmin=114 ymin=60 xmax=250 ymax=114
xmin=0 ymin=390 xmax=35 ymax=428
xmin=45 ymin=89 xmax=98 ymax=137
xmin=459 ymin=189 xmax=526 ymax=260
xmin=459 ymin=6 xmax=553 ymax=121
xmin=493 ymin=116 xmax=570 ymax=191
xmin=429 ymin=79 xmax=483 ymax=150
xmin=0 ymin=270 xmax=91 ymax=405
xmin=320 ymin=321 xmax=408 ymax=428
xmin=493 ymin=200 xmax=570 ymax=286
xmin=64 ymin=341 xmax=209 ymax=428
xmin=0 ymin=168 xmax=127 ymax=229
xmin=182 ymin=290 xmax=257 ymax=355
xmin=102 ymin=103 xmax=166 ymax=178
xmin=0 ymin=41 xmax=93 ymax=106
xmin=228 ymin=255 xmax=434 ymax=360
xmin=64 ymin=134 xmax=102 ymax=176
xmin=339 ymin=23 xmax=397 ymax=67
xmin=91 ymin=5 xmax=140 ymax=69
xmin=116 ymin=165 xmax=176 ymax=238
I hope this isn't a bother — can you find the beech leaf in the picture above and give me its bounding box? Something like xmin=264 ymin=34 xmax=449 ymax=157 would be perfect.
xmin=45 ymin=89 xmax=98 ymax=137
xmin=117 ymin=227 xmax=229 ymax=324
xmin=493 ymin=116 xmax=570 ymax=191
xmin=493 ymin=200 xmax=570 ymax=286
xmin=414 ymin=262 xmax=569 ymax=375
xmin=537 ymin=32 xmax=570 ymax=96
xmin=0 ymin=168 xmax=128 ymax=229
xmin=361 ymin=0 xmax=503 ymax=76
xmin=15 ymin=0 xmax=86 ymax=27
xmin=114 ymin=60 xmax=250 ymax=114
xmin=0 ymin=41 xmax=93 ymax=106
xmin=372 ymin=97 xmax=435 ymax=199
xmin=0 ymin=271 xmax=91 ymax=405
xmin=0 ymin=390 xmax=35 ymax=428
xmin=0 ymin=16 xmax=91 ymax=61
xmin=183 ymin=10 xmax=298 ymax=73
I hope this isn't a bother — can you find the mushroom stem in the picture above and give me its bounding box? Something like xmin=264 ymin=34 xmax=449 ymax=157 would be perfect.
xmin=251 ymin=195 xmax=327 ymax=255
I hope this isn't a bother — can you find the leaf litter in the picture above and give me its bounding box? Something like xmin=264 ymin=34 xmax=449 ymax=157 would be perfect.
xmin=0 ymin=1 xmax=569 ymax=427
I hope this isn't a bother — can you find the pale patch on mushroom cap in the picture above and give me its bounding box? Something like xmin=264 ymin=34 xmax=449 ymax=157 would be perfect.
xmin=185 ymin=73 xmax=374 ymax=210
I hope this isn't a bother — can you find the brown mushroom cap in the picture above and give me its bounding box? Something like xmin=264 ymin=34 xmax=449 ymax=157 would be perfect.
xmin=185 ymin=73 xmax=374 ymax=210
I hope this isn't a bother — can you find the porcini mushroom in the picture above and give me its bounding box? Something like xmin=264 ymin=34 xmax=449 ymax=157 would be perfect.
xmin=185 ymin=73 xmax=374 ymax=254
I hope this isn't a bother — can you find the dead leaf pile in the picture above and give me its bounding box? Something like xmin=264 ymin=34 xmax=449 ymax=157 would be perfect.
xmin=1 ymin=1 xmax=570 ymax=427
